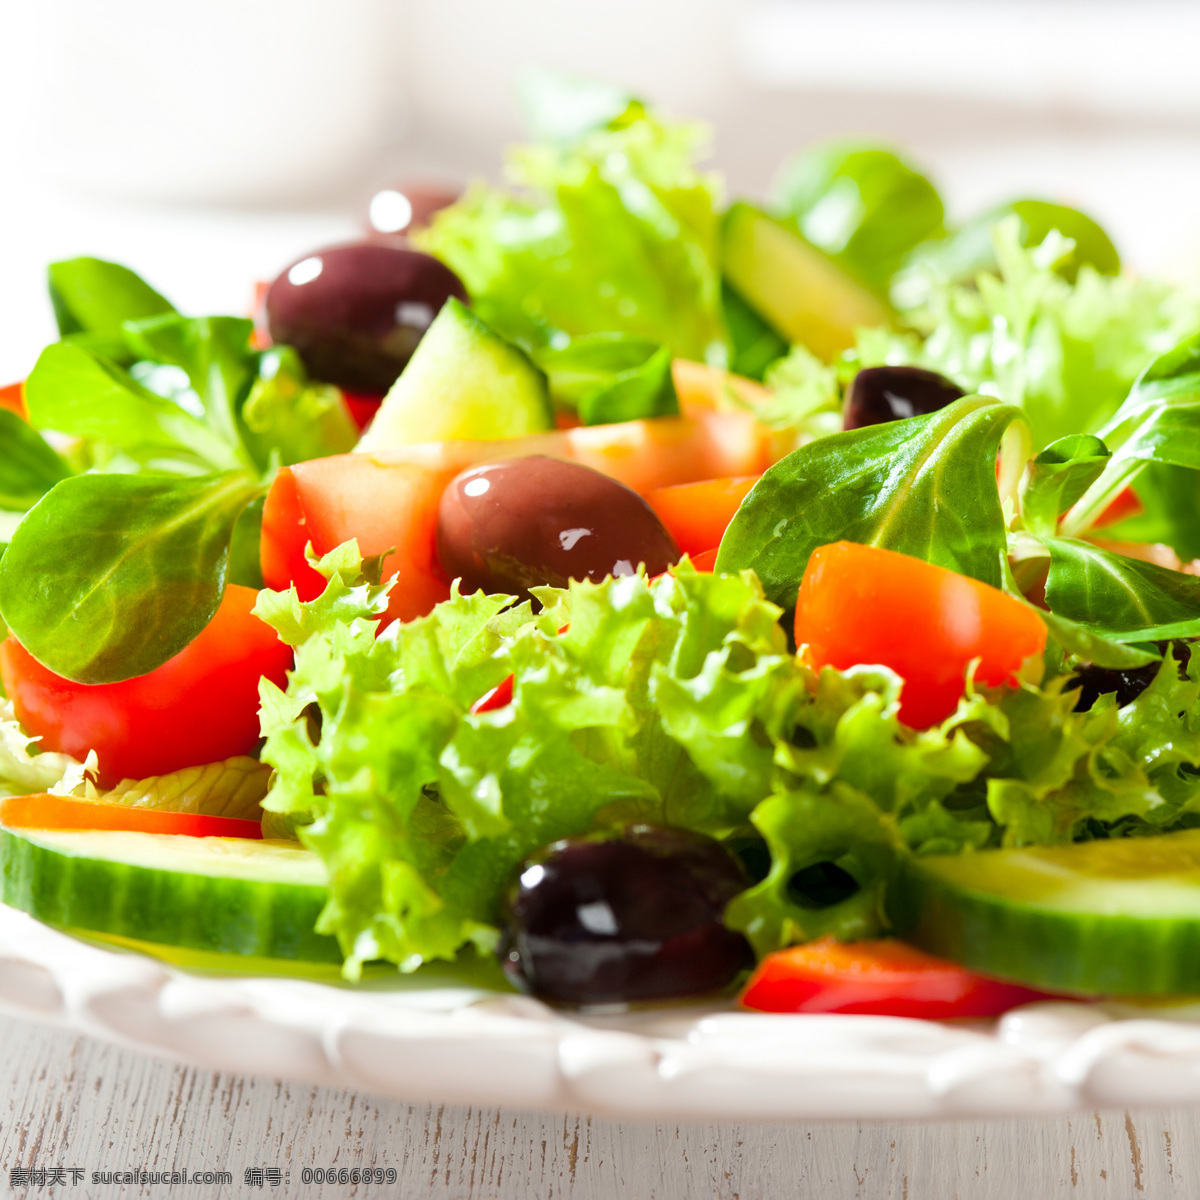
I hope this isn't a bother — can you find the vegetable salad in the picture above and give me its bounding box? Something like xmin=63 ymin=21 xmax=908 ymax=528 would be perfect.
xmin=4 ymin=76 xmax=1200 ymax=1012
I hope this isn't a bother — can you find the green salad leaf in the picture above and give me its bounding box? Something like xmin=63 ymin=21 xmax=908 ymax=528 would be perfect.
xmin=892 ymin=198 xmax=1119 ymax=311
xmin=722 ymin=283 xmax=788 ymax=381
xmin=1019 ymin=433 xmax=1111 ymax=537
xmin=533 ymin=333 xmax=679 ymax=424
xmin=716 ymin=395 xmax=1025 ymax=610
xmin=24 ymin=342 xmax=246 ymax=473
xmin=0 ymin=701 xmax=91 ymax=798
xmin=240 ymin=346 xmax=357 ymax=467
xmin=771 ymin=142 xmax=944 ymax=296
xmin=0 ymin=410 xmax=70 ymax=512
xmin=0 ymin=472 xmax=260 ymax=683
xmin=254 ymin=544 xmax=1200 ymax=978
xmin=1042 ymin=536 xmax=1200 ymax=642
xmin=1062 ymin=333 xmax=1200 ymax=536
xmin=122 ymin=314 xmax=258 ymax=454
xmin=861 ymin=219 xmax=1200 ymax=450
xmin=104 ymin=756 xmax=271 ymax=819
xmin=48 ymin=257 xmax=175 ymax=362
xmin=416 ymin=101 xmax=727 ymax=364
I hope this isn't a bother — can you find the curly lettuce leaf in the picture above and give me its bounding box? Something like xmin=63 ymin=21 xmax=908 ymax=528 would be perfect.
xmin=416 ymin=104 xmax=727 ymax=365
xmin=0 ymin=701 xmax=93 ymax=798
xmin=103 ymin=756 xmax=271 ymax=819
xmin=858 ymin=219 xmax=1200 ymax=450
xmin=254 ymin=540 xmax=1200 ymax=976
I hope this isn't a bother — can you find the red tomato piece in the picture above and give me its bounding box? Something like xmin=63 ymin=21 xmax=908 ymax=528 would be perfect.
xmin=0 ymin=585 xmax=292 ymax=788
xmin=795 ymin=542 xmax=1047 ymax=728
xmin=643 ymin=475 xmax=759 ymax=558
xmin=1090 ymin=485 xmax=1144 ymax=529
xmin=689 ymin=548 xmax=720 ymax=572
xmin=740 ymin=938 xmax=1052 ymax=1019
xmin=261 ymin=454 xmax=456 ymax=627
xmin=0 ymin=381 xmax=26 ymax=419
xmin=0 ymin=794 xmax=262 ymax=839
xmin=470 ymin=674 xmax=514 ymax=715
xmin=340 ymin=390 xmax=385 ymax=432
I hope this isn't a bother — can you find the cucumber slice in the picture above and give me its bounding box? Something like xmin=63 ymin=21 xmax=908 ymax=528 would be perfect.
xmin=889 ymin=830 xmax=1200 ymax=995
xmin=356 ymin=297 xmax=553 ymax=451
xmin=721 ymin=203 xmax=890 ymax=362
xmin=0 ymin=826 xmax=340 ymax=964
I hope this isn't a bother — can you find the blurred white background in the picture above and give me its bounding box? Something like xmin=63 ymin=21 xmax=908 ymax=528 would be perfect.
xmin=3 ymin=0 xmax=1200 ymax=380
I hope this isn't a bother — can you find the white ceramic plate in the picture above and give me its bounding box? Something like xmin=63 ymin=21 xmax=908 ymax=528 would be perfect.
xmin=7 ymin=903 xmax=1200 ymax=1120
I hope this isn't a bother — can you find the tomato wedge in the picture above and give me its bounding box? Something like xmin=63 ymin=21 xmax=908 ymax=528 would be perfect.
xmin=740 ymin=938 xmax=1052 ymax=1018
xmin=795 ymin=542 xmax=1047 ymax=728
xmin=0 ymin=794 xmax=263 ymax=840
xmin=0 ymin=584 xmax=292 ymax=788
xmin=643 ymin=475 xmax=759 ymax=558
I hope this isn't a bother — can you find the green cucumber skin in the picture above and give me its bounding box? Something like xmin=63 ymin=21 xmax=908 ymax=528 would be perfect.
xmin=0 ymin=829 xmax=341 ymax=964
xmin=889 ymin=856 xmax=1200 ymax=995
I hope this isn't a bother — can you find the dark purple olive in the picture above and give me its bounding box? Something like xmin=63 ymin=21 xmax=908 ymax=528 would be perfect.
xmin=436 ymin=456 xmax=679 ymax=599
xmin=843 ymin=365 xmax=965 ymax=431
xmin=265 ymin=241 xmax=467 ymax=394
xmin=500 ymin=825 xmax=754 ymax=1006
xmin=364 ymin=182 xmax=461 ymax=237
xmin=1067 ymin=641 xmax=1189 ymax=712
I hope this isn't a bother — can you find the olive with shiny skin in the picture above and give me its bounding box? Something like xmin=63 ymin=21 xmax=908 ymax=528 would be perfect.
xmin=436 ymin=456 xmax=680 ymax=598
xmin=265 ymin=241 xmax=467 ymax=394
xmin=843 ymin=365 xmax=965 ymax=431
xmin=500 ymin=825 xmax=755 ymax=1006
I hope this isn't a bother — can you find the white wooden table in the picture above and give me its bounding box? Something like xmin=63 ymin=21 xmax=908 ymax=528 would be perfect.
xmin=1 ymin=1014 xmax=1196 ymax=1199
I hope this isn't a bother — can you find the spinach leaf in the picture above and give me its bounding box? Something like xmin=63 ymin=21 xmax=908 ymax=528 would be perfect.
xmin=1019 ymin=433 xmax=1110 ymax=536
xmin=771 ymin=142 xmax=944 ymax=296
xmin=122 ymin=314 xmax=257 ymax=452
xmin=48 ymin=257 xmax=175 ymax=335
xmin=0 ymin=472 xmax=260 ymax=683
xmin=1063 ymin=333 xmax=1200 ymax=534
xmin=23 ymin=342 xmax=245 ymax=473
xmin=715 ymin=395 xmax=1025 ymax=609
xmin=1042 ymin=536 xmax=1200 ymax=641
xmin=0 ymin=410 xmax=70 ymax=511
xmin=534 ymin=333 xmax=679 ymax=424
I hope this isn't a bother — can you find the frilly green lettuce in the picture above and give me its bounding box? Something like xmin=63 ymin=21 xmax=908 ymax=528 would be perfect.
xmin=253 ymin=545 xmax=1200 ymax=977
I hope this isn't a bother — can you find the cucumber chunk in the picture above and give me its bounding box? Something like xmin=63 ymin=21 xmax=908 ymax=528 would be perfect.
xmin=0 ymin=826 xmax=340 ymax=964
xmin=356 ymin=297 xmax=553 ymax=451
xmin=721 ymin=202 xmax=890 ymax=362
xmin=889 ymin=830 xmax=1200 ymax=995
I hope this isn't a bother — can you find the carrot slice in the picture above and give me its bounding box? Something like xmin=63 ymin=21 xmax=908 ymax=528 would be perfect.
xmin=0 ymin=794 xmax=263 ymax=839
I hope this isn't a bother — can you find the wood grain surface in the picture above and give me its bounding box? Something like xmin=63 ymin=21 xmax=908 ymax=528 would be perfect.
xmin=1 ymin=1014 xmax=1197 ymax=1199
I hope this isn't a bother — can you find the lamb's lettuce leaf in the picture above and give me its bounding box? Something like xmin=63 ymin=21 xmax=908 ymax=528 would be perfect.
xmin=716 ymin=395 xmax=1025 ymax=610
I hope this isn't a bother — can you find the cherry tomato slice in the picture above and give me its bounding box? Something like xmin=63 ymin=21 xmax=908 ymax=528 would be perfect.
xmin=0 ymin=794 xmax=262 ymax=840
xmin=0 ymin=585 xmax=292 ymax=787
xmin=795 ymin=542 xmax=1047 ymax=728
xmin=740 ymin=938 xmax=1052 ymax=1018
